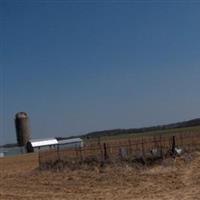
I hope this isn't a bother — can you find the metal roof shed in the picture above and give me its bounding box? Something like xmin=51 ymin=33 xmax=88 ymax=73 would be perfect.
xmin=57 ymin=138 xmax=82 ymax=145
xmin=26 ymin=138 xmax=58 ymax=152
xmin=30 ymin=138 xmax=58 ymax=147
xmin=57 ymin=138 xmax=83 ymax=148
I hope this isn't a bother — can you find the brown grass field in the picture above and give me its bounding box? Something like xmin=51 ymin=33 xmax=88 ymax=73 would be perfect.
xmin=1 ymin=151 xmax=200 ymax=200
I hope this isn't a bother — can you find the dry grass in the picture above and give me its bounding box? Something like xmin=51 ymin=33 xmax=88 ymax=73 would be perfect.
xmin=39 ymin=132 xmax=200 ymax=168
xmin=1 ymin=152 xmax=200 ymax=200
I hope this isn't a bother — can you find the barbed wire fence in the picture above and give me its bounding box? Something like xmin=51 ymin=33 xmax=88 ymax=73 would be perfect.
xmin=38 ymin=132 xmax=200 ymax=170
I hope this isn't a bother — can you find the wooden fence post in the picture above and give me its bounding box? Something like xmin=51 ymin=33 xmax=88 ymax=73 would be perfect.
xmin=56 ymin=145 xmax=60 ymax=161
xmin=172 ymin=136 xmax=176 ymax=156
xmin=128 ymin=139 xmax=132 ymax=156
xmin=38 ymin=151 xmax=41 ymax=169
xmin=99 ymin=140 xmax=103 ymax=162
xmin=103 ymin=143 xmax=108 ymax=161
xmin=79 ymin=147 xmax=83 ymax=163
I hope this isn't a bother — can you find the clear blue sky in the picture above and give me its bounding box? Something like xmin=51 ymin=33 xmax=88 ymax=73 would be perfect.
xmin=1 ymin=1 xmax=200 ymax=145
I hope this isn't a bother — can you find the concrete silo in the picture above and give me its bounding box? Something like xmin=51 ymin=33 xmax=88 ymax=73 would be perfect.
xmin=15 ymin=112 xmax=31 ymax=146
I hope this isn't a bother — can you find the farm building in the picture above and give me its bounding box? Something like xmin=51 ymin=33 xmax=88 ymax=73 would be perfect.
xmin=0 ymin=146 xmax=26 ymax=157
xmin=26 ymin=138 xmax=83 ymax=152
xmin=26 ymin=138 xmax=58 ymax=152
xmin=57 ymin=138 xmax=83 ymax=149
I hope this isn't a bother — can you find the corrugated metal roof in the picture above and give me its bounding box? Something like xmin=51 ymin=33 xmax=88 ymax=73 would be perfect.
xmin=30 ymin=138 xmax=58 ymax=147
xmin=57 ymin=138 xmax=82 ymax=145
xmin=29 ymin=138 xmax=83 ymax=148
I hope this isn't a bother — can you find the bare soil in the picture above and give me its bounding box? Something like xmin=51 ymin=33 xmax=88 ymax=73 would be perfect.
xmin=0 ymin=152 xmax=200 ymax=200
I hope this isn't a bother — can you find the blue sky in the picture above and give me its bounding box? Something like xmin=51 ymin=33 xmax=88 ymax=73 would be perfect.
xmin=1 ymin=1 xmax=200 ymax=145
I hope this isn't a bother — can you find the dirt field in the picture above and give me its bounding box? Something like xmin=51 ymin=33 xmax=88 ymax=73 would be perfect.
xmin=1 ymin=152 xmax=200 ymax=200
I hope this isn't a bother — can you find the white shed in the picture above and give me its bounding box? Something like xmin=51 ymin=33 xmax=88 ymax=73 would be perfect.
xmin=26 ymin=138 xmax=58 ymax=152
xmin=57 ymin=138 xmax=83 ymax=149
xmin=26 ymin=137 xmax=83 ymax=152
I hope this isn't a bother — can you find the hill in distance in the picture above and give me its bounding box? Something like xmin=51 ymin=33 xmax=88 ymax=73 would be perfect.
xmin=81 ymin=118 xmax=200 ymax=139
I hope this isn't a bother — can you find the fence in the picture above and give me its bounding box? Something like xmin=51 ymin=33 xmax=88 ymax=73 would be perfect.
xmin=38 ymin=132 xmax=200 ymax=169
